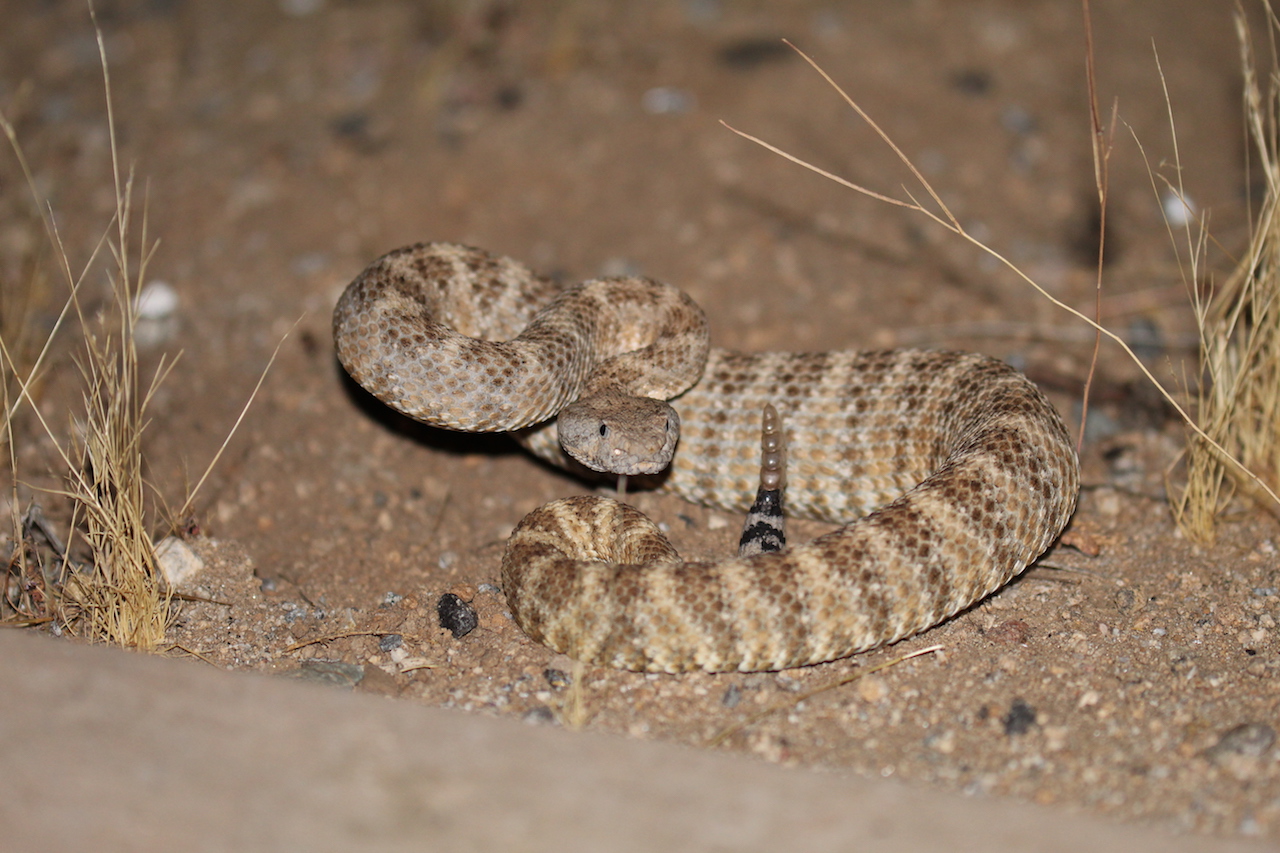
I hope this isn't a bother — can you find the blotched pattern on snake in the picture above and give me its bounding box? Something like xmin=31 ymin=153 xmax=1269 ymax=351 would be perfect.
xmin=333 ymin=242 xmax=1079 ymax=672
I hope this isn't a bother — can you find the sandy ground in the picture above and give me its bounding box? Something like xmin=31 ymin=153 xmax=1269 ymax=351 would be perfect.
xmin=2 ymin=0 xmax=1278 ymax=843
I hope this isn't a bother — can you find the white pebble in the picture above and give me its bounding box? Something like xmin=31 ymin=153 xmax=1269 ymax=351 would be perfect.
xmin=154 ymin=536 xmax=204 ymax=587
xmin=133 ymin=280 xmax=178 ymax=320
xmin=1161 ymin=189 xmax=1196 ymax=227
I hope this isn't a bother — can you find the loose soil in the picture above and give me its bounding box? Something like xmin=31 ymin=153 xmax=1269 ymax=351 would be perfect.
xmin=3 ymin=0 xmax=1277 ymax=842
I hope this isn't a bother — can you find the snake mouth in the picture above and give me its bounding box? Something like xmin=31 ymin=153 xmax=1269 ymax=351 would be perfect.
xmin=560 ymin=439 xmax=676 ymax=477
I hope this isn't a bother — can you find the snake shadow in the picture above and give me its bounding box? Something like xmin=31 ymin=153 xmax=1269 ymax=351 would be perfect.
xmin=334 ymin=358 xmax=661 ymax=493
xmin=335 ymin=360 xmax=520 ymax=461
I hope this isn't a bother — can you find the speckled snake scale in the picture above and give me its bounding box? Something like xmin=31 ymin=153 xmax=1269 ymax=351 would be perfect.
xmin=334 ymin=242 xmax=1079 ymax=672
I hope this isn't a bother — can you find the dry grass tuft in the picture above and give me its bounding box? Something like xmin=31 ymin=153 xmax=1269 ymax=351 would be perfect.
xmin=2 ymin=11 xmax=277 ymax=646
xmin=1173 ymin=1 xmax=1280 ymax=541
xmin=55 ymin=175 xmax=175 ymax=649
xmin=0 ymin=18 xmax=174 ymax=647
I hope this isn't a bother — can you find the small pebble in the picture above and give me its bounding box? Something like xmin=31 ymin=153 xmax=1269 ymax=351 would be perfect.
xmin=133 ymin=281 xmax=180 ymax=348
xmin=1127 ymin=316 xmax=1164 ymax=362
xmin=1161 ymin=189 xmax=1196 ymax=227
xmin=857 ymin=675 xmax=888 ymax=704
xmin=544 ymin=668 xmax=571 ymax=689
xmin=153 ymin=536 xmax=203 ymax=587
xmin=522 ymin=706 xmax=557 ymax=725
xmin=717 ymin=38 xmax=793 ymax=70
xmin=378 ymin=633 xmax=403 ymax=652
xmin=381 ymin=591 xmax=404 ymax=606
xmin=977 ymin=16 xmax=1024 ymax=52
xmin=810 ymin=8 xmax=844 ymax=39
xmin=1003 ymin=699 xmax=1037 ymax=736
xmin=495 ymin=84 xmax=523 ymax=111
xmin=1245 ymin=658 xmax=1277 ymax=678
xmin=774 ymin=674 xmax=802 ymax=693
xmin=292 ymin=660 xmax=363 ymax=689
xmin=134 ymin=280 xmax=178 ymax=320
xmin=437 ymin=592 xmax=478 ymax=638
xmin=951 ymin=69 xmax=992 ymax=96
xmin=1093 ymin=488 xmax=1122 ymax=517
xmin=331 ymin=112 xmax=370 ymax=141
xmin=356 ymin=664 xmax=400 ymax=697
xmin=290 ymin=252 xmax=329 ymax=276
xmin=986 ymin=618 xmax=1031 ymax=645
xmin=684 ymin=0 xmax=721 ymax=24
xmin=1079 ymin=407 xmax=1122 ymax=445
xmin=1114 ymin=588 xmax=1136 ymax=613
xmin=641 ymin=86 xmax=695 ymax=115
xmin=1205 ymin=723 xmax=1276 ymax=761
xmin=1000 ymin=105 xmax=1037 ymax=135
xmin=721 ymin=683 xmax=743 ymax=708
xmin=924 ymin=729 xmax=956 ymax=754
xmin=1042 ymin=725 xmax=1069 ymax=752
xmin=599 ymin=257 xmax=642 ymax=278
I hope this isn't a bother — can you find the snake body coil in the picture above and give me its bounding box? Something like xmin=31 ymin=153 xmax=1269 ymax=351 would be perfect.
xmin=335 ymin=243 xmax=1079 ymax=672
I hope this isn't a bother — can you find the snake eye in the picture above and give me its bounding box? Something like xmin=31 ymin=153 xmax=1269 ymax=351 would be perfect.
xmin=598 ymin=423 xmax=609 ymax=438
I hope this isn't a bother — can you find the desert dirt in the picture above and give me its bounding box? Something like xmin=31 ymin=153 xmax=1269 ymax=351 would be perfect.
xmin=3 ymin=0 xmax=1278 ymax=842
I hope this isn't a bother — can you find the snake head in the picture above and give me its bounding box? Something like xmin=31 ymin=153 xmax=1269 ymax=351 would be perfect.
xmin=556 ymin=393 xmax=681 ymax=476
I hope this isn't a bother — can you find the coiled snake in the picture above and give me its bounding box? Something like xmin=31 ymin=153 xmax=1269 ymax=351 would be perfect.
xmin=333 ymin=242 xmax=1079 ymax=672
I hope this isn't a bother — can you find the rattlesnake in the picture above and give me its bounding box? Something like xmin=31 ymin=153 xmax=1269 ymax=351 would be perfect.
xmin=334 ymin=242 xmax=1080 ymax=673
